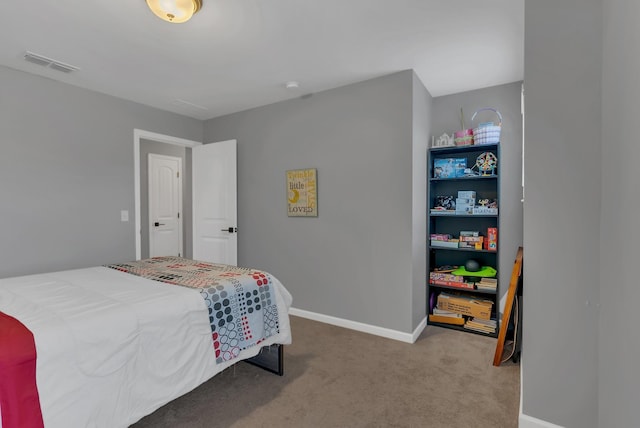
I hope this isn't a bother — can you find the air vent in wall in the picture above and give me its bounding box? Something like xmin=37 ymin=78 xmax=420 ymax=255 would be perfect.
xmin=24 ymin=51 xmax=79 ymax=73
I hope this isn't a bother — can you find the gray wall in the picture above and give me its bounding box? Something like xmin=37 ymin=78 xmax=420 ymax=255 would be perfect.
xmin=431 ymin=82 xmax=524 ymax=308
xmin=0 ymin=65 xmax=203 ymax=278
xmin=411 ymin=74 xmax=432 ymax=328
xmin=139 ymin=139 xmax=191 ymax=259
xmin=523 ymin=1 xmax=602 ymax=426
xmin=600 ymin=1 xmax=640 ymax=426
xmin=204 ymin=71 xmax=425 ymax=334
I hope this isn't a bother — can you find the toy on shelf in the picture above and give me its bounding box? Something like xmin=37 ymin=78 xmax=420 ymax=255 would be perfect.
xmin=473 ymin=152 xmax=498 ymax=176
xmin=432 ymin=133 xmax=455 ymax=148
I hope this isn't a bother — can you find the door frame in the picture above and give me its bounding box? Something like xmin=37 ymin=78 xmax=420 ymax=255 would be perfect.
xmin=134 ymin=129 xmax=202 ymax=260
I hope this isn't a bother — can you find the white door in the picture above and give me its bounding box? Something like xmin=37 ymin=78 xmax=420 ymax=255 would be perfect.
xmin=149 ymin=154 xmax=183 ymax=257
xmin=192 ymin=140 xmax=237 ymax=265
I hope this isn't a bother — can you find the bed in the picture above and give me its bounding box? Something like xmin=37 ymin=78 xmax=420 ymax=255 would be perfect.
xmin=0 ymin=256 xmax=292 ymax=428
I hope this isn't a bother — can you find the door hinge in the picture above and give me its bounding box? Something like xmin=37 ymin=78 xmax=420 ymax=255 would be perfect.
xmin=177 ymin=171 xmax=180 ymax=178
xmin=178 ymin=252 xmax=181 ymax=257
xmin=177 ymin=212 xmax=180 ymax=219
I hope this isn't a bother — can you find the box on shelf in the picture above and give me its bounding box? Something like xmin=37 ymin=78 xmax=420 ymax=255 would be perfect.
xmin=459 ymin=235 xmax=484 ymax=250
xmin=458 ymin=243 xmax=483 ymax=250
xmin=459 ymin=236 xmax=483 ymax=243
xmin=433 ymin=158 xmax=466 ymax=178
xmin=455 ymin=198 xmax=475 ymax=206
xmin=437 ymin=293 xmax=493 ymax=320
xmin=430 ymin=239 xmax=460 ymax=249
xmin=434 ymin=195 xmax=456 ymax=210
xmin=486 ymin=228 xmax=498 ymax=251
xmin=430 ymin=233 xmax=453 ymax=241
xmin=472 ymin=206 xmax=498 ymax=215
xmin=457 ymin=191 xmax=477 ymax=199
xmin=455 ymin=205 xmax=473 ymax=215
xmin=430 ymin=209 xmax=456 ymax=215
xmin=428 ymin=272 xmax=475 ymax=290
xmin=429 ymin=272 xmax=465 ymax=282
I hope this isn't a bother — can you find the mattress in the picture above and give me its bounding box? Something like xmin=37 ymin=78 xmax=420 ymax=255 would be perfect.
xmin=0 ymin=260 xmax=292 ymax=428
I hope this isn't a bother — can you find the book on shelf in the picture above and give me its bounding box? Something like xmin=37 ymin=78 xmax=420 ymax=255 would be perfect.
xmin=463 ymin=324 xmax=495 ymax=334
xmin=466 ymin=317 xmax=496 ymax=326
xmin=429 ymin=279 xmax=475 ymax=290
xmin=475 ymin=277 xmax=497 ymax=291
xmin=464 ymin=318 xmax=497 ymax=334
xmin=429 ymin=314 xmax=465 ymax=326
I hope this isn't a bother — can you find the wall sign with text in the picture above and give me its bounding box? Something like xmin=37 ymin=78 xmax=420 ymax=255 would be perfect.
xmin=286 ymin=168 xmax=317 ymax=217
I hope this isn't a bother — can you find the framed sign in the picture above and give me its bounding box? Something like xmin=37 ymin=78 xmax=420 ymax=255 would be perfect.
xmin=286 ymin=168 xmax=317 ymax=217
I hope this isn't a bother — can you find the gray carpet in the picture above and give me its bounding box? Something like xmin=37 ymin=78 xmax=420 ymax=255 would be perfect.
xmin=133 ymin=316 xmax=520 ymax=428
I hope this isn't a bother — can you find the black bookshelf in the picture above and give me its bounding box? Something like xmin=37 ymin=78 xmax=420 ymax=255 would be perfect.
xmin=427 ymin=144 xmax=500 ymax=337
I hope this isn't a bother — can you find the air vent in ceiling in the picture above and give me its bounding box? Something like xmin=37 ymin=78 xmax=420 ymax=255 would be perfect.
xmin=174 ymin=99 xmax=209 ymax=111
xmin=24 ymin=51 xmax=79 ymax=73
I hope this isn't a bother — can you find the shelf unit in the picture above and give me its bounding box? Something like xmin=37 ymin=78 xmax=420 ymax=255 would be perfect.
xmin=427 ymin=143 xmax=500 ymax=337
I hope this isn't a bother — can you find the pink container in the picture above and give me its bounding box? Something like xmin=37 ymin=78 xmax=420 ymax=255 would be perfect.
xmin=454 ymin=129 xmax=474 ymax=146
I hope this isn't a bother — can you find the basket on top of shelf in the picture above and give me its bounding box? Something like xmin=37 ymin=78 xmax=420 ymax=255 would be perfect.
xmin=471 ymin=108 xmax=502 ymax=145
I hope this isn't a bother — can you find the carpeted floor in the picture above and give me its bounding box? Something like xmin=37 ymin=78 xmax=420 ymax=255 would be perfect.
xmin=133 ymin=315 xmax=520 ymax=428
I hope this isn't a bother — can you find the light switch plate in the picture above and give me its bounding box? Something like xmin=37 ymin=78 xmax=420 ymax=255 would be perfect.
xmin=120 ymin=210 xmax=129 ymax=222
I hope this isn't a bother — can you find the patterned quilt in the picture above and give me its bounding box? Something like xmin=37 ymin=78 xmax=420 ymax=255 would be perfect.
xmin=105 ymin=257 xmax=281 ymax=365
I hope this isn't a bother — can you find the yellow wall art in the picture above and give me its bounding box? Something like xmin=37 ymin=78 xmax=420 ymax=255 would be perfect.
xmin=286 ymin=168 xmax=317 ymax=217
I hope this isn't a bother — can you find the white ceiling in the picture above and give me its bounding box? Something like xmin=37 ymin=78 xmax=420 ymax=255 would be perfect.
xmin=0 ymin=0 xmax=524 ymax=121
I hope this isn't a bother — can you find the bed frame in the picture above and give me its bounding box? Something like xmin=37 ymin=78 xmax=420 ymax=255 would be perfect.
xmin=245 ymin=344 xmax=284 ymax=376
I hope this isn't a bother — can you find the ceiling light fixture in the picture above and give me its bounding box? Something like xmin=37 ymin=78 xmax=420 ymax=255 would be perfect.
xmin=285 ymin=81 xmax=300 ymax=90
xmin=146 ymin=0 xmax=202 ymax=24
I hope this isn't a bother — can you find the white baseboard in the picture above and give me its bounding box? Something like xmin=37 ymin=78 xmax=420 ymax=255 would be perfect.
xmin=289 ymin=307 xmax=426 ymax=344
xmin=519 ymin=413 xmax=565 ymax=428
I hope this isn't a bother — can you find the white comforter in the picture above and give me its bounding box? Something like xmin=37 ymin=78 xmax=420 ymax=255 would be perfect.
xmin=0 ymin=266 xmax=292 ymax=428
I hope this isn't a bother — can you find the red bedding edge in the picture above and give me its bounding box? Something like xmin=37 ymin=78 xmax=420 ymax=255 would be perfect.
xmin=0 ymin=311 xmax=44 ymax=428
